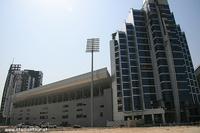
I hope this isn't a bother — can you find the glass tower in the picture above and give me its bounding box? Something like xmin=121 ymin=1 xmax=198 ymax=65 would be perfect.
xmin=110 ymin=0 xmax=200 ymax=123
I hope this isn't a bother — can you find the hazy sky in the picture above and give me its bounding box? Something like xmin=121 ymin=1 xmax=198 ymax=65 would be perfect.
xmin=0 ymin=0 xmax=200 ymax=104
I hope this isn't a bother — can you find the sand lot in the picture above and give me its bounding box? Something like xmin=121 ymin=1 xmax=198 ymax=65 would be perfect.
xmin=48 ymin=126 xmax=200 ymax=133
xmin=0 ymin=126 xmax=199 ymax=133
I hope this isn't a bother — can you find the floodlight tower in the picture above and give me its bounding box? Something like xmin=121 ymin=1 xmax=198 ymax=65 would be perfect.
xmin=86 ymin=38 xmax=100 ymax=127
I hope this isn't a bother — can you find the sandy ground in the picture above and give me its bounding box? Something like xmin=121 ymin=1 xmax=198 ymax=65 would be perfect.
xmin=47 ymin=126 xmax=200 ymax=133
xmin=0 ymin=126 xmax=199 ymax=133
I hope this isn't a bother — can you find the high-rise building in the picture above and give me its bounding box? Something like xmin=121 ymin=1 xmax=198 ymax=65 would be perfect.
xmin=110 ymin=0 xmax=200 ymax=124
xmin=16 ymin=70 xmax=43 ymax=93
xmin=0 ymin=64 xmax=21 ymax=124
xmin=0 ymin=64 xmax=43 ymax=124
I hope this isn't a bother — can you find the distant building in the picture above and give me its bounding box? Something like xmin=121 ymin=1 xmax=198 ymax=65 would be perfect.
xmin=110 ymin=0 xmax=200 ymax=124
xmin=0 ymin=64 xmax=43 ymax=124
xmin=11 ymin=68 xmax=112 ymax=127
xmin=195 ymin=66 xmax=200 ymax=89
xmin=17 ymin=70 xmax=43 ymax=93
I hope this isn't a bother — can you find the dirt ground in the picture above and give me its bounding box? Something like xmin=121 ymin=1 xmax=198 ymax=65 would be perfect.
xmin=48 ymin=126 xmax=200 ymax=133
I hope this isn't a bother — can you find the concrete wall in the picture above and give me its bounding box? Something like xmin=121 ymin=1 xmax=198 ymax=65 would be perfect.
xmin=11 ymin=89 xmax=112 ymax=127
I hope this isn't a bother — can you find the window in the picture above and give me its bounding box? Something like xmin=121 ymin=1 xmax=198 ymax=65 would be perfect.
xmin=126 ymin=24 xmax=133 ymax=29
xmin=122 ymin=69 xmax=129 ymax=75
xmin=128 ymin=36 xmax=135 ymax=41
xmin=172 ymin=46 xmax=182 ymax=51
xmin=100 ymin=112 xmax=104 ymax=117
xmin=149 ymin=14 xmax=158 ymax=19
xmin=40 ymin=116 xmax=48 ymax=119
xmin=139 ymin=51 xmax=150 ymax=56
xmin=133 ymin=89 xmax=140 ymax=94
xmin=100 ymin=105 xmax=104 ymax=108
xmin=120 ymin=45 xmax=127 ymax=49
xmin=119 ymin=38 xmax=126 ymax=43
xmin=168 ymin=33 xmax=177 ymax=38
xmin=121 ymin=63 xmax=129 ymax=68
xmin=131 ymin=67 xmax=138 ymax=73
xmin=134 ymin=96 xmax=142 ymax=110
xmin=134 ymin=16 xmax=145 ymax=21
xmin=76 ymin=108 xmax=83 ymax=111
xmin=118 ymin=105 xmax=123 ymax=112
xmin=144 ymin=94 xmax=157 ymax=109
xmin=121 ymin=57 xmax=128 ymax=62
xmin=129 ymin=48 xmax=136 ymax=53
xmin=179 ymin=91 xmax=193 ymax=107
xmin=175 ymin=66 xmax=186 ymax=73
xmin=141 ymin=72 xmax=153 ymax=78
xmin=162 ymin=91 xmax=174 ymax=102
xmin=141 ymin=65 xmax=152 ymax=70
xmin=124 ymin=97 xmax=132 ymax=111
xmin=176 ymin=74 xmax=187 ymax=81
xmin=131 ymin=74 xmax=139 ymax=80
xmin=130 ymin=60 xmax=137 ymax=66
xmin=117 ymin=92 xmax=122 ymax=97
xmin=173 ymin=52 xmax=183 ymax=58
xmin=123 ymin=83 xmax=130 ymax=89
xmin=132 ymin=81 xmax=139 ymax=87
xmin=40 ymin=111 xmax=48 ymax=114
xmin=123 ymin=90 xmax=131 ymax=96
xmin=120 ymin=50 xmax=127 ymax=55
xmin=160 ymin=5 xmax=170 ymax=10
xmin=174 ymin=59 xmax=185 ymax=65
xmin=177 ymin=82 xmax=189 ymax=90
xmin=129 ymin=54 xmax=136 ymax=59
xmin=156 ymin=52 xmax=166 ymax=58
xmin=62 ymin=115 xmax=68 ymax=119
xmin=159 ymin=67 xmax=169 ymax=73
xmin=115 ymin=58 xmax=119 ymax=64
xmin=127 ymin=30 xmax=134 ymax=35
xmin=151 ymin=26 xmax=160 ymax=31
xmin=144 ymin=115 xmax=153 ymax=124
xmin=143 ymin=86 xmax=156 ymax=93
xmin=119 ymin=33 xmax=126 ymax=38
xmin=135 ymin=22 xmax=145 ymax=27
xmin=153 ymin=32 xmax=162 ymax=37
xmin=142 ymin=79 xmax=154 ymax=85
xmin=157 ymin=59 xmax=167 ymax=66
xmin=133 ymin=10 xmax=144 ymax=15
xmin=77 ymin=103 xmax=83 ymax=106
xmin=160 ymin=74 xmax=170 ymax=81
xmin=150 ymin=20 xmax=159 ymax=25
xmin=140 ymin=58 xmax=151 ymax=63
xmin=170 ymin=39 xmax=180 ymax=44
xmin=117 ymin=85 xmax=121 ymax=91
xmin=138 ymin=45 xmax=150 ymax=50
xmin=137 ymin=39 xmax=148 ymax=44
xmin=135 ymin=27 xmax=146 ymax=32
xmin=122 ymin=76 xmax=130 ymax=82
xmin=161 ymin=82 xmax=172 ymax=90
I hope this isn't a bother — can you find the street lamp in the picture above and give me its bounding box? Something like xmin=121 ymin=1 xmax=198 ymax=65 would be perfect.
xmin=86 ymin=38 xmax=100 ymax=127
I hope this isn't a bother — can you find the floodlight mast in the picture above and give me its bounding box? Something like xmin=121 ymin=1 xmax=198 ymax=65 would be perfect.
xmin=86 ymin=38 xmax=99 ymax=127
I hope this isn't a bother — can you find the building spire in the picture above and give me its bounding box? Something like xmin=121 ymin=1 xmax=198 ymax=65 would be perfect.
xmin=11 ymin=58 xmax=14 ymax=65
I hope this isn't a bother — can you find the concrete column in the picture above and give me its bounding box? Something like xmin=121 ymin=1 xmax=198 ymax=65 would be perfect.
xmin=152 ymin=114 xmax=155 ymax=125
xmin=162 ymin=113 xmax=166 ymax=124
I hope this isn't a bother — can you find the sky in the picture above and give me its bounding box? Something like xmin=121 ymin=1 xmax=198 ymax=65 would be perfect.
xmin=0 ymin=0 xmax=200 ymax=104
